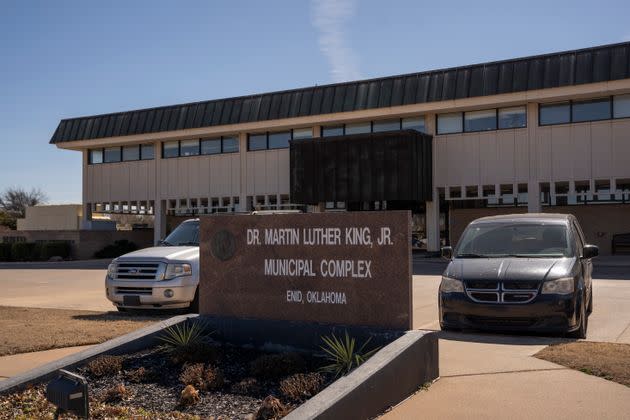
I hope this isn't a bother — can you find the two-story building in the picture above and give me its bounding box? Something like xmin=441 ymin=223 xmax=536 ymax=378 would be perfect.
xmin=50 ymin=41 xmax=630 ymax=254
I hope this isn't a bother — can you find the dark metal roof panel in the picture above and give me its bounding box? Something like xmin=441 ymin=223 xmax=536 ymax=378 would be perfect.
xmin=51 ymin=41 xmax=630 ymax=143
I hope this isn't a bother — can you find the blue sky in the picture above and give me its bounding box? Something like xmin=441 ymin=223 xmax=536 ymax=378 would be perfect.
xmin=1 ymin=0 xmax=629 ymax=203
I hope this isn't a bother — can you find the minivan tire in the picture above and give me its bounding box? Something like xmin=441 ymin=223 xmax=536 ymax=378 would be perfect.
xmin=587 ymin=286 xmax=593 ymax=314
xmin=568 ymin=295 xmax=587 ymax=339
xmin=189 ymin=287 xmax=199 ymax=313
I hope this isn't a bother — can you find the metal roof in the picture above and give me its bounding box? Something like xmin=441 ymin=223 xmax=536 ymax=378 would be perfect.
xmin=50 ymin=41 xmax=630 ymax=144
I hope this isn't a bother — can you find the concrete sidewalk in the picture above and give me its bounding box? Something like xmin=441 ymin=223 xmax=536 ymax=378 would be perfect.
xmin=0 ymin=346 xmax=92 ymax=381
xmin=382 ymin=333 xmax=630 ymax=419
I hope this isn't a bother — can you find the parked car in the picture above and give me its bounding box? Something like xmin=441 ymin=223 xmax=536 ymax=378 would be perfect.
xmin=105 ymin=219 xmax=200 ymax=312
xmin=438 ymin=214 xmax=598 ymax=338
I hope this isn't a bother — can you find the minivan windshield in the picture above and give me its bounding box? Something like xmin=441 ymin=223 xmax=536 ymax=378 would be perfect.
xmin=162 ymin=221 xmax=200 ymax=246
xmin=456 ymin=222 xmax=572 ymax=258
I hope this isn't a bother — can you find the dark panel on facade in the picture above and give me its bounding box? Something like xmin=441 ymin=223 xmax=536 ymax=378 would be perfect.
xmin=51 ymin=42 xmax=630 ymax=143
xmin=290 ymin=130 xmax=433 ymax=205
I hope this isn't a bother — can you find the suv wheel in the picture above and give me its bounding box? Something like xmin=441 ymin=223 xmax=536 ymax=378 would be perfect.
xmin=568 ymin=295 xmax=587 ymax=339
xmin=189 ymin=287 xmax=199 ymax=314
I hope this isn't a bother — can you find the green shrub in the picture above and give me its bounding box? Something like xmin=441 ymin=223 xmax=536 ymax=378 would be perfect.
xmin=319 ymin=331 xmax=380 ymax=378
xmin=39 ymin=242 xmax=71 ymax=260
xmin=10 ymin=242 xmax=40 ymax=261
xmin=0 ymin=243 xmax=11 ymax=261
xmin=93 ymin=240 xmax=138 ymax=259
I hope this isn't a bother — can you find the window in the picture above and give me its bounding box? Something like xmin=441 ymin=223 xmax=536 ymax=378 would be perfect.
xmin=141 ymin=144 xmax=154 ymax=160
xmin=248 ymin=133 xmax=267 ymax=151
xmin=402 ymin=116 xmax=425 ymax=132
xmin=268 ymin=131 xmax=291 ymax=149
xmin=572 ymin=98 xmax=611 ymax=122
xmin=613 ymin=94 xmax=630 ymax=118
xmin=103 ymin=147 xmax=121 ymax=163
xmin=122 ymin=145 xmax=140 ymax=161
xmin=345 ymin=122 xmax=371 ymax=135
xmin=437 ymin=113 xmax=463 ymax=134
xmin=292 ymin=128 xmax=313 ymax=139
xmin=163 ymin=141 xmax=179 ymax=158
xmin=464 ymin=109 xmax=497 ymax=132
xmin=372 ymin=119 xmax=401 ymax=132
xmin=322 ymin=125 xmax=344 ymax=137
xmin=222 ymin=136 xmax=239 ymax=153
xmin=180 ymin=139 xmax=199 ymax=156
xmin=201 ymin=138 xmax=221 ymax=155
xmin=539 ymin=102 xmax=570 ymax=125
xmin=498 ymin=106 xmax=527 ymax=129
xmin=89 ymin=149 xmax=103 ymax=164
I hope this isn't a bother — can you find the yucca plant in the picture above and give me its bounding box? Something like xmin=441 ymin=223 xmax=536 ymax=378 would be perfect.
xmin=157 ymin=320 xmax=210 ymax=356
xmin=319 ymin=331 xmax=380 ymax=378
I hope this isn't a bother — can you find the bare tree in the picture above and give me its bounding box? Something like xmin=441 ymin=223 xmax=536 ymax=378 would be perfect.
xmin=0 ymin=187 xmax=48 ymax=218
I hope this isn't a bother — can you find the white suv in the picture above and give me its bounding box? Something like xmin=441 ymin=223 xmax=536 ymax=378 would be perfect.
xmin=105 ymin=219 xmax=200 ymax=312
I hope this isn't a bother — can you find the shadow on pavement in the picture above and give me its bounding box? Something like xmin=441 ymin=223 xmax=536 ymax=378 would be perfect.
xmin=72 ymin=311 xmax=171 ymax=322
xmin=436 ymin=330 xmax=571 ymax=346
xmin=412 ymin=257 xmax=447 ymax=276
xmin=0 ymin=259 xmax=111 ymax=270
xmin=592 ymin=265 xmax=630 ymax=280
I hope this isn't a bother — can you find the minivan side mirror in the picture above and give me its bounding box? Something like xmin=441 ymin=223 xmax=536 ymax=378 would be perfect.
xmin=441 ymin=246 xmax=453 ymax=260
xmin=582 ymin=244 xmax=599 ymax=259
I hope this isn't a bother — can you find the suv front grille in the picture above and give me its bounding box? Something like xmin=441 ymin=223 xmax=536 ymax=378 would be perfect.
xmin=115 ymin=286 xmax=153 ymax=295
xmin=465 ymin=280 xmax=539 ymax=304
xmin=114 ymin=262 xmax=164 ymax=280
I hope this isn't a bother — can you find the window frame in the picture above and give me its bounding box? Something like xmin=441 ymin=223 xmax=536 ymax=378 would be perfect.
xmin=537 ymin=96 xmax=630 ymax=126
xmin=463 ymin=109 xmax=498 ymax=133
xmin=613 ymin=94 xmax=630 ymax=120
xmin=103 ymin=146 xmax=122 ymax=163
xmin=122 ymin=145 xmax=141 ymax=162
xmin=497 ymin=106 xmax=527 ymax=130
xmin=140 ymin=143 xmax=155 ymax=160
xmin=436 ymin=112 xmax=464 ymax=135
xmin=162 ymin=141 xmax=181 ymax=159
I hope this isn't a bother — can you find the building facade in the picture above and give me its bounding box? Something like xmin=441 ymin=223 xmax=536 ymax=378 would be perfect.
xmin=51 ymin=42 xmax=630 ymax=253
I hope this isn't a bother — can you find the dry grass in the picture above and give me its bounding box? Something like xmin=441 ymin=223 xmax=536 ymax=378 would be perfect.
xmin=535 ymin=341 xmax=630 ymax=387
xmin=0 ymin=306 xmax=166 ymax=356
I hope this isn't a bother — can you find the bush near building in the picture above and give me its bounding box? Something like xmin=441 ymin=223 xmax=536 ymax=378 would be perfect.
xmin=0 ymin=243 xmax=12 ymax=261
xmin=94 ymin=240 xmax=137 ymax=258
xmin=10 ymin=242 xmax=40 ymax=261
xmin=1 ymin=241 xmax=72 ymax=261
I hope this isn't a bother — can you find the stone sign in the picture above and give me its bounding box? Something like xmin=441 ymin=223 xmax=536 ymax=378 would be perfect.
xmin=199 ymin=211 xmax=412 ymax=330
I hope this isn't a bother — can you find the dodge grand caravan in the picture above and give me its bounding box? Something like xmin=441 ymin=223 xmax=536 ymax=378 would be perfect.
xmin=439 ymin=214 xmax=598 ymax=338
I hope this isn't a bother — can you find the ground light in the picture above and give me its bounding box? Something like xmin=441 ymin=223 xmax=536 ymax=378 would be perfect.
xmin=46 ymin=369 xmax=89 ymax=419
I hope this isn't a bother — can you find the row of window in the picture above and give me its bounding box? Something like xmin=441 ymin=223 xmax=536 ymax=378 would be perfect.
xmin=539 ymin=94 xmax=630 ymax=126
xmin=321 ymin=116 xmax=425 ymax=137
xmin=247 ymin=128 xmax=313 ymax=151
xmin=162 ymin=136 xmax=239 ymax=158
xmin=89 ymin=144 xmax=154 ymax=164
xmin=436 ymin=106 xmax=527 ymax=135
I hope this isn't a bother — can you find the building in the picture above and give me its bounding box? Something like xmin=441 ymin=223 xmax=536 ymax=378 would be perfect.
xmin=17 ymin=205 xmax=83 ymax=231
xmin=50 ymin=42 xmax=630 ymax=254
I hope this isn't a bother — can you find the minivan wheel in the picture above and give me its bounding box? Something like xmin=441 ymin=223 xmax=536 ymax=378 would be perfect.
xmin=587 ymin=286 xmax=593 ymax=314
xmin=117 ymin=307 xmax=128 ymax=313
xmin=189 ymin=287 xmax=199 ymax=314
xmin=568 ymin=296 xmax=587 ymax=339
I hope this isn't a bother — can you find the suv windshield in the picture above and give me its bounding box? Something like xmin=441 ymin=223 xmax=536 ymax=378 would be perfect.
xmin=162 ymin=221 xmax=200 ymax=246
xmin=456 ymin=222 xmax=572 ymax=258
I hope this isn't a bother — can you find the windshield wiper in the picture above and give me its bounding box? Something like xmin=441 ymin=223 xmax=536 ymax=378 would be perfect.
xmin=159 ymin=240 xmax=173 ymax=246
xmin=176 ymin=242 xmax=199 ymax=246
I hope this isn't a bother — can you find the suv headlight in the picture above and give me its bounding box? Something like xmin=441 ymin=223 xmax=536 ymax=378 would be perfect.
xmin=541 ymin=277 xmax=574 ymax=295
xmin=164 ymin=263 xmax=192 ymax=280
xmin=107 ymin=263 xmax=117 ymax=279
xmin=440 ymin=276 xmax=464 ymax=293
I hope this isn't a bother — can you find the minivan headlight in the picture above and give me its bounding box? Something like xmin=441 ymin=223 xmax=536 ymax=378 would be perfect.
xmin=107 ymin=263 xmax=117 ymax=279
xmin=164 ymin=263 xmax=192 ymax=280
xmin=541 ymin=277 xmax=574 ymax=295
xmin=440 ymin=276 xmax=464 ymax=293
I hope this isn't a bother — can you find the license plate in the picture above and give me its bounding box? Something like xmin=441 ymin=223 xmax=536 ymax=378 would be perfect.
xmin=123 ymin=295 xmax=141 ymax=306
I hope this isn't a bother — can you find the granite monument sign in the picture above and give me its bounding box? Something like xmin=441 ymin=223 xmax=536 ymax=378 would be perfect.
xmin=199 ymin=211 xmax=412 ymax=329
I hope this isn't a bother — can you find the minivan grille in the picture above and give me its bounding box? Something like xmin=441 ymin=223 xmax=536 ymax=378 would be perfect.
xmin=465 ymin=280 xmax=539 ymax=304
xmin=115 ymin=262 xmax=163 ymax=280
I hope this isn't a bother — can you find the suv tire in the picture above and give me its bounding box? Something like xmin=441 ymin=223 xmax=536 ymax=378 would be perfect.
xmin=189 ymin=287 xmax=199 ymax=314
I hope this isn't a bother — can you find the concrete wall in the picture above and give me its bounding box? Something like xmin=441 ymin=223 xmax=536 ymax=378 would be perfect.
xmin=16 ymin=205 xmax=82 ymax=231
xmin=449 ymin=204 xmax=630 ymax=255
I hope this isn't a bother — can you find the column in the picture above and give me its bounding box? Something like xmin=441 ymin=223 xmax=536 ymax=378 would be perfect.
xmin=81 ymin=149 xmax=91 ymax=229
xmin=154 ymin=200 xmax=167 ymax=245
xmin=526 ymin=102 xmax=541 ymax=213
xmin=239 ymin=132 xmax=248 ymax=212
xmin=426 ymin=189 xmax=440 ymax=252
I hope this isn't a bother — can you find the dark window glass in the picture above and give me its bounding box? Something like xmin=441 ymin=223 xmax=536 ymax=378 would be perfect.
xmin=104 ymin=147 xmax=121 ymax=163
xmin=292 ymin=128 xmax=313 ymax=139
xmin=89 ymin=149 xmax=103 ymax=164
xmin=401 ymin=116 xmax=425 ymax=132
xmin=201 ymin=138 xmax=221 ymax=155
xmin=180 ymin=139 xmax=199 ymax=156
xmin=498 ymin=106 xmax=527 ymax=129
xmin=222 ymin=136 xmax=239 ymax=152
xmin=322 ymin=126 xmax=344 ymax=137
xmin=268 ymin=131 xmax=291 ymax=149
xmin=163 ymin=141 xmax=179 ymax=158
xmin=539 ymin=103 xmax=570 ymax=125
xmin=141 ymin=144 xmax=154 ymax=160
xmin=372 ymin=119 xmax=401 ymax=132
xmin=345 ymin=122 xmax=371 ymax=135
xmin=464 ymin=109 xmax=497 ymax=132
xmin=614 ymin=94 xmax=630 ymax=118
xmin=572 ymin=98 xmax=611 ymax=122
xmin=437 ymin=113 xmax=463 ymax=134
xmin=248 ymin=134 xmax=267 ymax=151
xmin=122 ymin=145 xmax=140 ymax=161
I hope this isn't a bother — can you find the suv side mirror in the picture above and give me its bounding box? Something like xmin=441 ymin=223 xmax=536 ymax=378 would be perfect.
xmin=582 ymin=244 xmax=599 ymax=259
xmin=441 ymin=246 xmax=453 ymax=260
